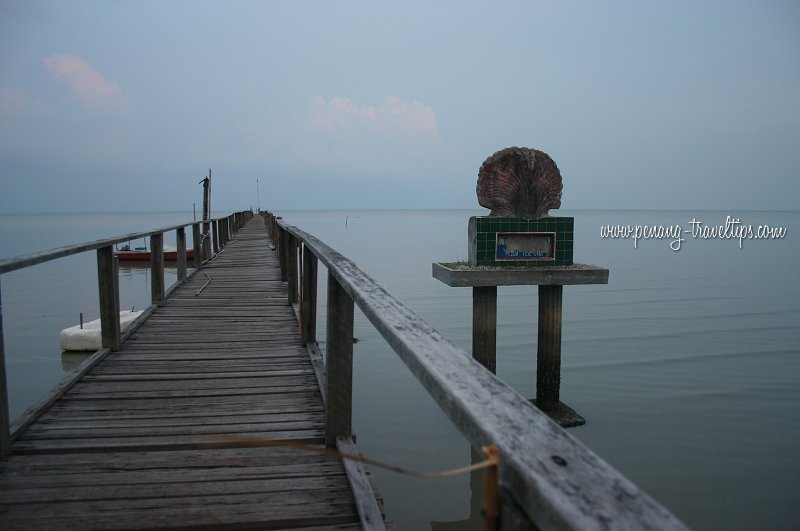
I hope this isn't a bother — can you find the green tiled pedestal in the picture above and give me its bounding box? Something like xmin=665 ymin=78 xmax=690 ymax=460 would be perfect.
xmin=469 ymin=216 xmax=574 ymax=267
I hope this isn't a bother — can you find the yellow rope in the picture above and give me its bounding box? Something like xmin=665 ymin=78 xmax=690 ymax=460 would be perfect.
xmin=214 ymin=436 xmax=499 ymax=478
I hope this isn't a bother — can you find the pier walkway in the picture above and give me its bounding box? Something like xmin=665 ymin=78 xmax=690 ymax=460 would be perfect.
xmin=0 ymin=218 xmax=379 ymax=529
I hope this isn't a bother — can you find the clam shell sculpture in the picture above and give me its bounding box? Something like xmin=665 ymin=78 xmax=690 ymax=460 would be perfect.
xmin=477 ymin=147 xmax=563 ymax=218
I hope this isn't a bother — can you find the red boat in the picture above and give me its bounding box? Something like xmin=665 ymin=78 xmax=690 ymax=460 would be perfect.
xmin=116 ymin=246 xmax=195 ymax=262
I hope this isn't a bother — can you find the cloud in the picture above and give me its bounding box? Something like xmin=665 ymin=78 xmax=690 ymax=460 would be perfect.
xmin=43 ymin=53 xmax=130 ymax=113
xmin=225 ymin=95 xmax=457 ymax=185
xmin=309 ymin=95 xmax=440 ymax=140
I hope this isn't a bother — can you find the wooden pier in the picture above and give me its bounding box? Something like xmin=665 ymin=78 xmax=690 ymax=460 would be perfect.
xmin=0 ymin=217 xmax=385 ymax=529
xmin=0 ymin=210 xmax=689 ymax=531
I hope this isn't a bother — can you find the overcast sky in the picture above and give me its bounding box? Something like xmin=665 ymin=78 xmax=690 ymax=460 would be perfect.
xmin=1 ymin=1 xmax=798 ymax=213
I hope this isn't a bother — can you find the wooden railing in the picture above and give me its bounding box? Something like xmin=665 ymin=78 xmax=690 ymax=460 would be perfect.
xmin=0 ymin=210 xmax=252 ymax=457
xmin=265 ymin=212 xmax=687 ymax=531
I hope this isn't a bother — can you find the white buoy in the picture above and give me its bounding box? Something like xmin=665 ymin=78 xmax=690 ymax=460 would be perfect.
xmin=59 ymin=310 xmax=143 ymax=351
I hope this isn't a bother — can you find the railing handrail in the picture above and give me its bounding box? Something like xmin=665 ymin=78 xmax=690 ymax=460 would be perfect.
xmin=0 ymin=216 xmax=231 ymax=275
xmin=278 ymin=218 xmax=687 ymax=531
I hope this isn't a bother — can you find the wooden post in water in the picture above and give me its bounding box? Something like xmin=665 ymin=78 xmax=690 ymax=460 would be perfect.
xmin=325 ymin=271 xmax=354 ymax=448
xmin=176 ymin=227 xmax=187 ymax=282
xmin=200 ymin=170 xmax=211 ymax=261
xmin=536 ymin=285 xmax=562 ymax=411
xmin=97 ymin=246 xmax=120 ymax=350
xmin=472 ymin=286 xmax=498 ymax=373
xmin=432 ymin=263 xmax=608 ymax=427
xmin=301 ymin=245 xmax=318 ymax=346
xmin=0 ymin=279 xmax=10 ymax=457
xmin=192 ymin=223 xmax=202 ymax=270
xmin=150 ymin=233 xmax=165 ymax=306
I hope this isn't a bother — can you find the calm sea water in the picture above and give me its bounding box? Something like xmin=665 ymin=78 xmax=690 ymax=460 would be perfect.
xmin=0 ymin=209 xmax=798 ymax=530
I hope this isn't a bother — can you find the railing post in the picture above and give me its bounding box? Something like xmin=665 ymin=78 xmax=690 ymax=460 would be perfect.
xmin=193 ymin=223 xmax=202 ymax=270
xmin=221 ymin=217 xmax=229 ymax=246
xmin=301 ymin=245 xmax=318 ymax=346
xmin=325 ymin=271 xmax=354 ymax=448
xmin=287 ymin=234 xmax=298 ymax=305
xmin=279 ymin=227 xmax=289 ymax=282
xmin=0 ymin=279 xmax=11 ymax=457
xmin=176 ymin=227 xmax=187 ymax=282
xmin=202 ymin=221 xmax=212 ymax=262
xmin=212 ymin=219 xmax=220 ymax=255
xmin=97 ymin=245 xmax=120 ymax=351
xmin=151 ymin=233 xmax=165 ymax=306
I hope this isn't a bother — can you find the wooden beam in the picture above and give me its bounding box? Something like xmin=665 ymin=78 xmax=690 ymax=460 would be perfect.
xmin=150 ymin=233 xmax=165 ymax=306
xmin=536 ymin=285 xmax=562 ymax=411
xmin=176 ymin=227 xmax=187 ymax=282
xmin=96 ymin=246 xmax=120 ymax=351
xmin=472 ymin=286 xmax=497 ymax=373
xmin=337 ymin=437 xmax=386 ymax=530
xmin=301 ymin=246 xmax=318 ymax=347
xmin=287 ymin=235 xmax=298 ymax=305
xmin=193 ymin=223 xmax=202 ymax=270
xmin=212 ymin=219 xmax=220 ymax=255
xmin=325 ymin=271 xmax=354 ymax=449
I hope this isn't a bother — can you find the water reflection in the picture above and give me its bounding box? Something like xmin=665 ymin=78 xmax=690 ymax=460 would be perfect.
xmin=430 ymin=447 xmax=485 ymax=530
xmin=61 ymin=351 xmax=92 ymax=372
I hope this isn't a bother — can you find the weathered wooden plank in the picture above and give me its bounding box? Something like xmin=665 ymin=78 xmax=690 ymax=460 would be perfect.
xmin=0 ymin=488 xmax=357 ymax=529
xmin=45 ymin=403 xmax=324 ymax=419
xmin=473 ymin=285 xmax=497 ymax=372
xmin=337 ymin=437 xmax=386 ymax=531
xmin=150 ymin=232 xmax=165 ymax=305
xmin=96 ymin=245 xmax=120 ymax=350
xmin=26 ymin=411 xmax=323 ymax=431
xmin=325 ymin=271 xmax=354 ymax=449
xmin=18 ymin=419 xmax=325 ymax=440
xmin=0 ymin=445 xmax=333 ymax=471
xmin=11 ymin=429 xmax=326 ymax=454
xmin=0 ymin=475 xmax=349 ymax=503
xmin=536 ymin=284 xmax=562 ymax=411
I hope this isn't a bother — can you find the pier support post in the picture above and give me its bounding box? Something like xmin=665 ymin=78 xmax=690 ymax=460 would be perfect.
xmin=151 ymin=234 xmax=165 ymax=306
xmin=221 ymin=217 xmax=229 ymax=247
xmin=97 ymin=246 xmax=120 ymax=351
xmin=325 ymin=271 xmax=354 ymax=448
xmin=212 ymin=220 xmax=220 ymax=255
xmin=536 ymin=285 xmax=562 ymax=411
xmin=433 ymin=263 xmax=608 ymax=427
xmin=301 ymin=245 xmax=318 ymax=346
xmin=279 ymin=228 xmax=289 ymax=282
xmin=287 ymin=234 xmax=298 ymax=305
xmin=192 ymin=223 xmax=202 ymax=270
xmin=0 ymin=280 xmax=10 ymax=457
xmin=176 ymin=227 xmax=187 ymax=282
xmin=472 ymin=286 xmax=497 ymax=373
